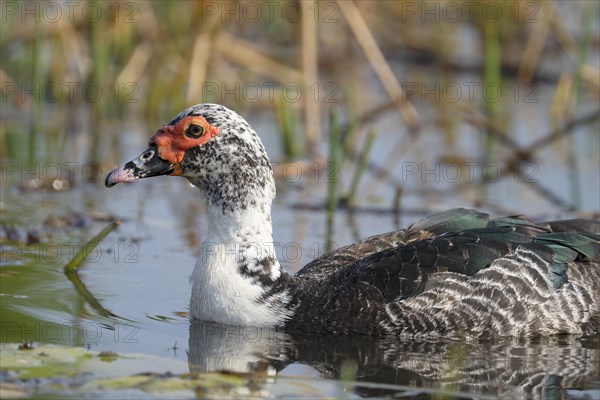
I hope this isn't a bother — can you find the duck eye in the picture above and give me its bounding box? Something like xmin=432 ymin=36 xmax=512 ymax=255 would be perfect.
xmin=185 ymin=124 xmax=205 ymax=138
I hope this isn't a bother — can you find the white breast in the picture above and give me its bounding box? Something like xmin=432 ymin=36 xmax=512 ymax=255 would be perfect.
xmin=189 ymin=253 xmax=285 ymax=326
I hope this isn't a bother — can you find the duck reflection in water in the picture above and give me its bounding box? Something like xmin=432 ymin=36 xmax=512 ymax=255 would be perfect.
xmin=188 ymin=321 xmax=600 ymax=399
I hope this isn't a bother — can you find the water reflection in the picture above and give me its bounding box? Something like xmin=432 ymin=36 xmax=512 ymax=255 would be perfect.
xmin=189 ymin=321 xmax=600 ymax=399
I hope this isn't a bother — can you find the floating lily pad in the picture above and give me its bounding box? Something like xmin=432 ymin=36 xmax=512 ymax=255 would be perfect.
xmin=0 ymin=343 xmax=275 ymax=398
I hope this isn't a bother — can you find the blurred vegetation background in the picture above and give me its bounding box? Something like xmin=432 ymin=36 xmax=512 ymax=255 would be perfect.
xmin=1 ymin=0 xmax=599 ymax=214
xmin=1 ymin=4 xmax=598 ymax=394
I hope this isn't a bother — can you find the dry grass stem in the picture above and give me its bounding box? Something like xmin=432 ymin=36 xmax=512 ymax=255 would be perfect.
xmin=187 ymin=33 xmax=213 ymax=104
xmin=336 ymin=0 xmax=420 ymax=133
xmin=301 ymin=0 xmax=320 ymax=153
xmin=116 ymin=42 xmax=154 ymax=85
xmin=547 ymin=1 xmax=580 ymax=59
xmin=580 ymin=64 xmax=600 ymax=90
xmin=216 ymin=32 xmax=303 ymax=83
xmin=517 ymin=3 xmax=553 ymax=82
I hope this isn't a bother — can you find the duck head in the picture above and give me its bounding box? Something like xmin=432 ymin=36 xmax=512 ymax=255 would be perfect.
xmin=105 ymin=103 xmax=275 ymax=214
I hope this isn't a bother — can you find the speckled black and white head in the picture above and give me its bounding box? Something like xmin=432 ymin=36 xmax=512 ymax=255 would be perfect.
xmin=106 ymin=104 xmax=275 ymax=215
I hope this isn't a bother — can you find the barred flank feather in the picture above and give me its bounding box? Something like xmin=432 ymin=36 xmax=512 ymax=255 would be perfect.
xmin=286 ymin=209 xmax=599 ymax=337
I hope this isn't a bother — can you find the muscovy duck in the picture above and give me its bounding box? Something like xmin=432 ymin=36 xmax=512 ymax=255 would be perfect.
xmin=106 ymin=103 xmax=600 ymax=337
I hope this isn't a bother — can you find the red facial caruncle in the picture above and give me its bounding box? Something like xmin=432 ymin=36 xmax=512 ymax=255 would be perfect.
xmin=149 ymin=116 xmax=220 ymax=176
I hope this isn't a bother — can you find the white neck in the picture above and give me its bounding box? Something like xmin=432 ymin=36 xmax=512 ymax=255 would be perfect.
xmin=189 ymin=199 xmax=291 ymax=326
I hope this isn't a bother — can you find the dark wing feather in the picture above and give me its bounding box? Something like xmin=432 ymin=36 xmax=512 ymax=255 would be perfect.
xmin=330 ymin=226 xmax=540 ymax=302
xmin=295 ymin=230 xmax=409 ymax=279
xmin=296 ymin=208 xmax=494 ymax=279
xmin=546 ymin=219 xmax=600 ymax=235
xmin=534 ymin=232 xmax=600 ymax=260
xmin=298 ymin=208 xmax=599 ymax=302
xmin=406 ymin=208 xmax=490 ymax=234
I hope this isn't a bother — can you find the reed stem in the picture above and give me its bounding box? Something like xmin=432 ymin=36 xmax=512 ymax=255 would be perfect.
xmin=326 ymin=108 xmax=340 ymax=252
xmin=346 ymin=129 xmax=377 ymax=205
